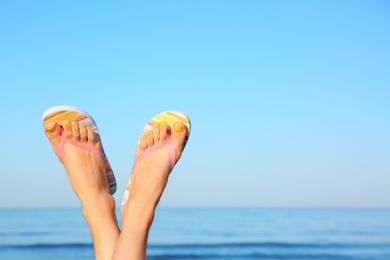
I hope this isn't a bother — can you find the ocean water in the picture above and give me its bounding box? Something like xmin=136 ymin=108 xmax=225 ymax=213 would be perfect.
xmin=0 ymin=208 xmax=389 ymax=259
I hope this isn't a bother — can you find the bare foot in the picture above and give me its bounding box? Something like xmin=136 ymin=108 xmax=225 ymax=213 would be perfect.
xmin=43 ymin=120 xmax=110 ymax=203
xmin=43 ymin=107 xmax=120 ymax=260
xmin=122 ymin=120 xmax=188 ymax=215
xmin=113 ymin=112 xmax=190 ymax=260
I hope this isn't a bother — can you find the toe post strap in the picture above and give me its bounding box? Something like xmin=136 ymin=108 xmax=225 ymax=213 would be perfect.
xmin=134 ymin=136 xmax=176 ymax=170
xmin=56 ymin=132 xmax=105 ymax=162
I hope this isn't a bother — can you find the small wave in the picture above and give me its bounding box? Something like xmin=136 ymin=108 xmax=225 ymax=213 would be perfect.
xmin=0 ymin=242 xmax=93 ymax=250
xmin=0 ymin=231 xmax=53 ymax=237
xmin=148 ymin=241 xmax=390 ymax=249
xmin=146 ymin=252 xmax=358 ymax=259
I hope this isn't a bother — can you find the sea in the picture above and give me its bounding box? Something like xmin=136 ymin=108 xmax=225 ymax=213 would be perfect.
xmin=0 ymin=208 xmax=389 ymax=259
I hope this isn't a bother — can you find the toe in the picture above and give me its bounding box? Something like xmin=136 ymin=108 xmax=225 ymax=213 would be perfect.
xmin=44 ymin=122 xmax=58 ymax=135
xmin=171 ymin=121 xmax=188 ymax=160
xmin=62 ymin=120 xmax=72 ymax=138
xmin=135 ymin=135 xmax=148 ymax=159
xmin=79 ymin=124 xmax=87 ymax=142
xmin=44 ymin=122 xmax=62 ymax=151
xmin=139 ymin=135 xmax=147 ymax=151
xmin=71 ymin=121 xmax=80 ymax=141
xmin=146 ymin=130 xmax=154 ymax=148
xmin=153 ymin=123 xmax=160 ymax=144
xmin=159 ymin=121 xmax=168 ymax=142
xmin=87 ymin=127 xmax=100 ymax=145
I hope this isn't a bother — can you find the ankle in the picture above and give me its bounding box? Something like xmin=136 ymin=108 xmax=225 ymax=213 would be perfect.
xmin=82 ymin=191 xmax=116 ymax=220
xmin=122 ymin=200 xmax=156 ymax=229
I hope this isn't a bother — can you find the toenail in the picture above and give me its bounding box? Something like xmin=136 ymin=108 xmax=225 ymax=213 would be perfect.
xmin=79 ymin=125 xmax=84 ymax=129
xmin=141 ymin=135 xmax=146 ymax=140
xmin=71 ymin=121 xmax=77 ymax=126
xmin=161 ymin=123 xmax=166 ymax=127
xmin=154 ymin=123 xmax=160 ymax=128
xmin=46 ymin=125 xmax=56 ymax=132
xmin=63 ymin=121 xmax=70 ymax=126
xmin=174 ymin=124 xmax=183 ymax=132
xmin=148 ymin=131 xmax=153 ymax=135
xmin=86 ymin=127 xmax=91 ymax=131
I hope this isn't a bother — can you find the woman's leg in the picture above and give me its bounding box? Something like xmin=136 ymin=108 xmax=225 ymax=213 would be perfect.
xmin=43 ymin=120 xmax=120 ymax=260
xmin=112 ymin=121 xmax=189 ymax=260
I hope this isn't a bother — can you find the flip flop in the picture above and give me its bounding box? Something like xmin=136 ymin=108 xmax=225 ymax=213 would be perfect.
xmin=42 ymin=105 xmax=117 ymax=195
xmin=121 ymin=110 xmax=191 ymax=207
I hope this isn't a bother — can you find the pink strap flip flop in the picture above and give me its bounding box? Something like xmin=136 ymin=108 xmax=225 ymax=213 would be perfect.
xmin=42 ymin=105 xmax=117 ymax=195
xmin=121 ymin=110 xmax=191 ymax=207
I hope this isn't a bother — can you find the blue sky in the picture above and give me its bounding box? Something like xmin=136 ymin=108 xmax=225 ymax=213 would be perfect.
xmin=0 ymin=1 xmax=389 ymax=208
